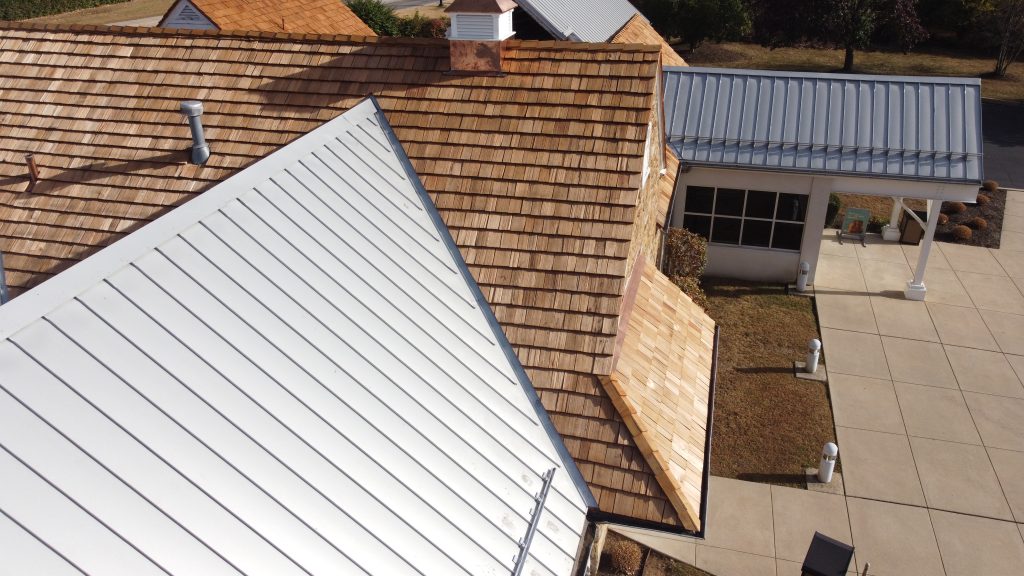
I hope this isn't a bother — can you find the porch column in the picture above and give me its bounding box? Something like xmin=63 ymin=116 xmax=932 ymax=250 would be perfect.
xmin=882 ymin=196 xmax=903 ymax=241
xmin=802 ymin=178 xmax=833 ymax=285
xmin=904 ymin=199 xmax=941 ymax=301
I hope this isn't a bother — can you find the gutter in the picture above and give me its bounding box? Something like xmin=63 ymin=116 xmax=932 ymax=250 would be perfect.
xmin=667 ymin=155 xmax=983 ymax=187
xmin=696 ymin=324 xmax=720 ymax=538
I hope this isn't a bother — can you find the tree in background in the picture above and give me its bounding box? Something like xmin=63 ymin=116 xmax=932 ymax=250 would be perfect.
xmin=993 ymin=0 xmax=1024 ymax=76
xmin=751 ymin=0 xmax=926 ymax=71
xmin=635 ymin=0 xmax=751 ymax=49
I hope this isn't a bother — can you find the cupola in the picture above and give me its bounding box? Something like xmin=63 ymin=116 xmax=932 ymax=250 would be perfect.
xmin=445 ymin=0 xmax=517 ymax=74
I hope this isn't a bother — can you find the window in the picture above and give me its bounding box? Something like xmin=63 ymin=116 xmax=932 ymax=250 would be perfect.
xmin=681 ymin=186 xmax=808 ymax=251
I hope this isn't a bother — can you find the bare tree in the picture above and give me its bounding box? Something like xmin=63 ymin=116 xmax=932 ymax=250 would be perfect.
xmin=995 ymin=0 xmax=1024 ymax=77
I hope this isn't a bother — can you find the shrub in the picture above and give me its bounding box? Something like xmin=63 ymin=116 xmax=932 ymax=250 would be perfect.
xmin=968 ymin=216 xmax=988 ymax=230
xmin=983 ymin=180 xmax=999 ymax=192
xmin=424 ymin=18 xmax=450 ymax=38
xmin=938 ymin=213 xmax=949 ymax=225
xmin=826 ymin=193 xmax=842 ymax=228
xmin=664 ymin=227 xmax=708 ymax=278
xmin=671 ymin=275 xmax=710 ymax=310
xmin=952 ymin=225 xmax=973 ymax=241
xmin=977 ymin=193 xmax=991 ymax=205
xmin=602 ymin=536 xmax=643 ymax=575
xmin=867 ymin=216 xmax=886 ymax=234
xmin=396 ymin=12 xmax=450 ymax=37
xmin=941 ymin=201 xmax=967 ymax=214
xmin=664 ymin=228 xmax=709 ymax=310
xmin=347 ymin=0 xmax=399 ymax=36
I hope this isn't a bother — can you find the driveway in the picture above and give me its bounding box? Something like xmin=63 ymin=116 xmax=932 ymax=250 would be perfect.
xmin=983 ymin=100 xmax=1024 ymax=189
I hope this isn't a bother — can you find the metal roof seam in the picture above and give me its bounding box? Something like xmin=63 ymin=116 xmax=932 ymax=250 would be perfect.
xmin=664 ymin=67 xmax=983 ymax=183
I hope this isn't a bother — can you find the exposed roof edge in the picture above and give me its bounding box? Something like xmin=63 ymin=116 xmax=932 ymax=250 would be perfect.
xmin=674 ymin=65 xmax=983 ymax=86
xmin=667 ymin=155 xmax=985 ymax=187
xmin=0 ymin=19 xmax=661 ymax=51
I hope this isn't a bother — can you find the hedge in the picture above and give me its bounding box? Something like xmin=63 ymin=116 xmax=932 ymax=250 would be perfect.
xmin=0 ymin=0 xmax=128 ymax=20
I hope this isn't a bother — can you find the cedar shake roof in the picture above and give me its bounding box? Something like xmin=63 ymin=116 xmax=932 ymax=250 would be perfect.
xmin=610 ymin=13 xmax=687 ymax=68
xmin=160 ymin=0 xmax=377 ymax=35
xmin=0 ymin=23 xmax=691 ymax=527
xmin=604 ymin=257 xmax=716 ymax=531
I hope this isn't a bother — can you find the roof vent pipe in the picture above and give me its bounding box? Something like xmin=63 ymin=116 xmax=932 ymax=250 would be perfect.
xmin=24 ymin=154 xmax=39 ymax=190
xmin=180 ymin=100 xmax=210 ymax=165
xmin=0 ymin=251 xmax=10 ymax=305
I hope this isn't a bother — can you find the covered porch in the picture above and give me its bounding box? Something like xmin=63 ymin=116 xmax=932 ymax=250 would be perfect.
xmin=662 ymin=67 xmax=984 ymax=300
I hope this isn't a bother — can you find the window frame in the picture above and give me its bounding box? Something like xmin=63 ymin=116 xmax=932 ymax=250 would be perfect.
xmin=681 ymin=186 xmax=808 ymax=253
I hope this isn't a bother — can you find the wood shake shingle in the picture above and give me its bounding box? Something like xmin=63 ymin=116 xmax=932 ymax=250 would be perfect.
xmin=0 ymin=23 xmax=696 ymax=527
xmin=160 ymin=0 xmax=377 ymax=35
xmin=610 ymin=13 xmax=687 ymax=68
xmin=604 ymin=258 xmax=716 ymax=530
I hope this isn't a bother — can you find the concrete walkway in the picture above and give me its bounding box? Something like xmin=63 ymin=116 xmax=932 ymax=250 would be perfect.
xmin=617 ymin=190 xmax=1024 ymax=575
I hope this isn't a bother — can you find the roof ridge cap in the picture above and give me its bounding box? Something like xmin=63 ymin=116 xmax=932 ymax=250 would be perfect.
xmin=504 ymin=38 xmax=660 ymax=52
xmin=0 ymin=20 xmax=432 ymax=44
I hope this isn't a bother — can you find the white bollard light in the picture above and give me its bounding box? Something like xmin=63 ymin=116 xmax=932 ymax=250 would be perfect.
xmin=805 ymin=338 xmax=821 ymax=374
xmin=796 ymin=261 xmax=810 ymax=292
xmin=818 ymin=442 xmax=838 ymax=483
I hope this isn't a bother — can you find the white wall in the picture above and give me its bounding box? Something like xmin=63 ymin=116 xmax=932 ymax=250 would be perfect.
xmin=669 ymin=168 xmax=832 ymax=283
xmin=705 ymin=244 xmax=802 ymax=282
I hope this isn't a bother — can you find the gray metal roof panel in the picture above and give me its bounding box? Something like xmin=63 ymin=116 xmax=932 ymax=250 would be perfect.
xmin=663 ymin=67 xmax=984 ymax=183
xmin=514 ymin=0 xmax=638 ymax=41
xmin=0 ymin=97 xmax=590 ymax=576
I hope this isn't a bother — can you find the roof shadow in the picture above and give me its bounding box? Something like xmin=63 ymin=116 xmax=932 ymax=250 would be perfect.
xmin=256 ymin=43 xmax=459 ymax=111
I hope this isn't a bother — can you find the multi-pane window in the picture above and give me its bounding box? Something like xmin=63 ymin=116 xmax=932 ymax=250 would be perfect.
xmin=681 ymin=186 xmax=807 ymax=251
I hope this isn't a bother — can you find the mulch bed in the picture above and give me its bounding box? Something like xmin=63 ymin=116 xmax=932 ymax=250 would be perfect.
xmin=935 ymin=188 xmax=1007 ymax=248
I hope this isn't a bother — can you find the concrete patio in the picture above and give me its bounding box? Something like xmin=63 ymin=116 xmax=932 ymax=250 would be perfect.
xmin=614 ymin=190 xmax=1024 ymax=575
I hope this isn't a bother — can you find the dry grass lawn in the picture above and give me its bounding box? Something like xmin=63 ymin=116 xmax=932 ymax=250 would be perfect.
xmin=28 ymin=0 xmax=173 ymax=24
xmin=703 ymin=279 xmax=837 ymax=487
xmin=394 ymin=5 xmax=447 ymax=19
xmin=687 ymin=41 xmax=1024 ymax=102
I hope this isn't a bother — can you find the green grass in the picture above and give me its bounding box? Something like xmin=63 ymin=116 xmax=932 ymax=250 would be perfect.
xmin=703 ymin=279 xmax=837 ymax=487
xmin=686 ymin=41 xmax=1024 ymax=102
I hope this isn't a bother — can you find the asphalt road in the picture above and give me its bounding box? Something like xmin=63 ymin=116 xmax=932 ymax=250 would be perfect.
xmin=983 ymin=100 xmax=1024 ymax=189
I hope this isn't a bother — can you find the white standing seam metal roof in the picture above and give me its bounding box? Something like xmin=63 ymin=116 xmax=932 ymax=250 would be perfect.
xmin=663 ymin=67 xmax=984 ymax=184
xmin=0 ymin=97 xmax=592 ymax=576
xmin=514 ymin=0 xmax=638 ymax=41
